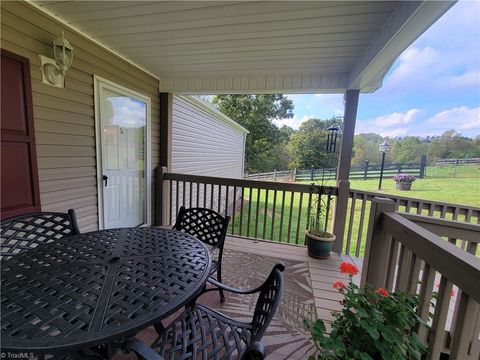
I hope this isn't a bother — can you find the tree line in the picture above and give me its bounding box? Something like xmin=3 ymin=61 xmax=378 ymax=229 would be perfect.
xmin=212 ymin=95 xmax=480 ymax=173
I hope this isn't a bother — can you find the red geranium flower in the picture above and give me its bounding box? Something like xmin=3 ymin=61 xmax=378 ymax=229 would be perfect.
xmin=339 ymin=262 xmax=359 ymax=276
xmin=332 ymin=281 xmax=346 ymax=290
xmin=375 ymin=288 xmax=389 ymax=297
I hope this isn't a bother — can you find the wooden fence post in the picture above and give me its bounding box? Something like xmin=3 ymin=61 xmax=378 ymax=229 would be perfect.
xmin=310 ymin=166 xmax=314 ymax=181
xmin=419 ymin=154 xmax=427 ymax=178
xmin=332 ymin=180 xmax=350 ymax=253
xmin=273 ymin=169 xmax=277 ymax=182
xmin=363 ymin=160 xmax=369 ymax=180
xmin=293 ymin=168 xmax=297 ymax=181
xmin=360 ymin=197 xmax=396 ymax=289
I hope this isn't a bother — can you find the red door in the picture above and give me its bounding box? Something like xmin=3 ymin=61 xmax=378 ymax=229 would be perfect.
xmin=1 ymin=49 xmax=41 ymax=219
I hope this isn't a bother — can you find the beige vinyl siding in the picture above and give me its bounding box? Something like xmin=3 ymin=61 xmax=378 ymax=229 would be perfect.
xmin=172 ymin=96 xmax=246 ymax=178
xmin=1 ymin=1 xmax=160 ymax=232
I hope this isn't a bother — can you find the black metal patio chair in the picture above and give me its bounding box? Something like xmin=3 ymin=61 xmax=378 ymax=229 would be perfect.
xmin=173 ymin=206 xmax=230 ymax=302
xmin=125 ymin=263 xmax=285 ymax=360
xmin=1 ymin=209 xmax=80 ymax=259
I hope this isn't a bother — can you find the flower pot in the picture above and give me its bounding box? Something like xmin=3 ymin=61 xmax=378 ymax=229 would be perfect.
xmin=396 ymin=181 xmax=412 ymax=190
xmin=305 ymin=230 xmax=336 ymax=259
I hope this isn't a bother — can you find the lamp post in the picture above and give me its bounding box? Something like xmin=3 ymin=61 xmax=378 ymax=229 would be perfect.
xmin=378 ymin=140 xmax=391 ymax=190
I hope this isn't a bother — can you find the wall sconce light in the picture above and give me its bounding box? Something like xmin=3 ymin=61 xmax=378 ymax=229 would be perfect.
xmin=39 ymin=32 xmax=74 ymax=88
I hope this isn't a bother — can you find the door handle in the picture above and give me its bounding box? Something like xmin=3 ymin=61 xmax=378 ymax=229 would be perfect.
xmin=102 ymin=175 xmax=108 ymax=187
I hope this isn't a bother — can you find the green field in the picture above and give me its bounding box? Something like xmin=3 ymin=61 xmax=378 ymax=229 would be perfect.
xmin=230 ymin=174 xmax=479 ymax=257
xmin=349 ymin=176 xmax=480 ymax=207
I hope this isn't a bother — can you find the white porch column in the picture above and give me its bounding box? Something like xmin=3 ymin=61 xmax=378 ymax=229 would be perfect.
xmin=332 ymin=89 xmax=359 ymax=253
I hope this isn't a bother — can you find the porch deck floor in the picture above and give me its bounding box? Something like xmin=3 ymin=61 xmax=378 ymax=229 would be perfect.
xmin=117 ymin=236 xmax=362 ymax=359
xmin=224 ymin=235 xmax=362 ymax=325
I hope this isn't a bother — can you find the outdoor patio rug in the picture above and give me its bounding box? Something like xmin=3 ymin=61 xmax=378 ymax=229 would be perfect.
xmin=115 ymin=248 xmax=318 ymax=359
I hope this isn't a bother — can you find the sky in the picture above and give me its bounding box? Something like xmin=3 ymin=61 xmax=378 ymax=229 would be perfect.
xmin=273 ymin=0 xmax=480 ymax=138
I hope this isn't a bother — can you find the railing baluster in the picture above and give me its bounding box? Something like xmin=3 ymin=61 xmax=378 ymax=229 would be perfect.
xmin=417 ymin=201 xmax=423 ymax=215
xmin=324 ymin=193 xmax=332 ymax=233
xmin=217 ymin=185 xmax=222 ymax=213
xmin=196 ymin=182 xmax=200 ymax=208
xmin=345 ymin=193 xmax=357 ymax=255
xmin=287 ymin=192 xmax=295 ymax=243
xmin=175 ymin=180 xmax=179 ymax=220
xmin=203 ymin=183 xmax=207 ymax=207
xmin=182 ymin=181 xmax=186 ymax=208
xmin=247 ymin=187 xmax=253 ymax=238
xmin=396 ymin=245 xmax=409 ymax=292
xmin=279 ymin=191 xmax=286 ymax=242
xmin=355 ymin=193 xmax=367 ymax=257
xmin=416 ymin=263 xmax=436 ymax=342
xmin=305 ymin=191 xmax=313 ymax=231
xmin=428 ymin=276 xmax=454 ymax=359
xmin=239 ymin=187 xmax=245 ymax=236
xmin=270 ymin=190 xmax=277 ymax=240
xmin=210 ymin=183 xmax=214 ymax=209
xmin=225 ymin=185 xmax=230 ymax=218
xmin=189 ymin=182 xmax=193 ymax=208
xmin=231 ymin=186 xmax=237 ymax=234
xmin=407 ymin=254 xmax=422 ymax=296
xmin=168 ymin=180 xmax=173 ymax=225
xmin=386 ymin=237 xmax=399 ymax=290
xmin=295 ymin=192 xmax=303 ymax=244
xmin=254 ymin=188 xmax=261 ymax=239
xmin=262 ymin=189 xmax=269 ymax=240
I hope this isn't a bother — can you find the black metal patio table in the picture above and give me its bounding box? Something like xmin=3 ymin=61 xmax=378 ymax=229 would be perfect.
xmin=1 ymin=227 xmax=211 ymax=358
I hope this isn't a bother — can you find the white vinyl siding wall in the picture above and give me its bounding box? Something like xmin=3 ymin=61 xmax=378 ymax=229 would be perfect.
xmin=171 ymin=96 xmax=247 ymax=178
xmin=169 ymin=96 xmax=247 ymax=222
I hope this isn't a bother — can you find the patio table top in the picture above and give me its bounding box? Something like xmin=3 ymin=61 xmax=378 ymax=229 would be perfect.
xmin=1 ymin=227 xmax=211 ymax=355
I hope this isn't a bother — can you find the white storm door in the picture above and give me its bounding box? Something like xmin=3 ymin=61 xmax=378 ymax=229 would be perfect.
xmin=95 ymin=78 xmax=151 ymax=229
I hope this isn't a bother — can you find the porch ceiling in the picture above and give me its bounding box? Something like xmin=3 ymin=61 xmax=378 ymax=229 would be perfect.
xmin=33 ymin=1 xmax=455 ymax=94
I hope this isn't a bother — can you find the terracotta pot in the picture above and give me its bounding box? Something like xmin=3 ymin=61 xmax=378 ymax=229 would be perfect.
xmin=396 ymin=181 xmax=412 ymax=190
xmin=305 ymin=230 xmax=336 ymax=259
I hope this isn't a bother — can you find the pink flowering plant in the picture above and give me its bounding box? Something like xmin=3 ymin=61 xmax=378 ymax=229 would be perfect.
xmin=394 ymin=174 xmax=417 ymax=183
xmin=304 ymin=262 xmax=427 ymax=360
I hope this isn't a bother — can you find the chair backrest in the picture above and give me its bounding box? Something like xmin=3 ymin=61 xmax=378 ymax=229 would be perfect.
xmin=251 ymin=263 xmax=285 ymax=341
xmin=173 ymin=207 xmax=230 ymax=249
xmin=1 ymin=209 xmax=80 ymax=259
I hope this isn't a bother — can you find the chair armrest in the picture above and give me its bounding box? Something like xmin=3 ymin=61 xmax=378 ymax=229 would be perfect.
xmin=124 ymin=338 xmax=164 ymax=360
xmin=207 ymin=277 xmax=264 ymax=295
xmin=245 ymin=341 xmax=266 ymax=360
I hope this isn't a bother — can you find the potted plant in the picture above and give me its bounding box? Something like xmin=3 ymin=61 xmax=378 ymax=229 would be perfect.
xmin=394 ymin=173 xmax=416 ymax=190
xmin=305 ymin=262 xmax=427 ymax=360
xmin=305 ymin=185 xmax=336 ymax=259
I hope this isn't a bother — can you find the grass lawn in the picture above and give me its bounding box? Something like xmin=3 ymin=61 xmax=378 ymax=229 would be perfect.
xmin=349 ymin=177 xmax=480 ymax=208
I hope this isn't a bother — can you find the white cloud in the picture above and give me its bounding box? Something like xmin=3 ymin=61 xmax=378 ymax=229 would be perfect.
xmin=427 ymin=106 xmax=480 ymax=131
xmin=273 ymin=115 xmax=316 ymax=130
xmin=356 ymin=109 xmax=420 ymax=137
xmin=449 ymin=70 xmax=480 ymax=88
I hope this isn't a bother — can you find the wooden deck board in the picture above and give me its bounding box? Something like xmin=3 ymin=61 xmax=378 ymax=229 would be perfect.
xmin=225 ymin=235 xmax=361 ymax=323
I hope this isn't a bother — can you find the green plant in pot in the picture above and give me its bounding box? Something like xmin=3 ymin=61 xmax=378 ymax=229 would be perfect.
xmin=304 ymin=262 xmax=428 ymax=360
xmin=305 ymin=185 xmax=336 ymax=259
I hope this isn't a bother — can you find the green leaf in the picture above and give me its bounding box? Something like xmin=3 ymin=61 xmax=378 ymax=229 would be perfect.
xmin=357 ymin=308 xmax=369 ymax=318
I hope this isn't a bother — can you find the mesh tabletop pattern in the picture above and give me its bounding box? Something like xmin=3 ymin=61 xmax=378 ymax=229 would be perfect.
xmin=0 ymin=228 xmax=211 ymax=354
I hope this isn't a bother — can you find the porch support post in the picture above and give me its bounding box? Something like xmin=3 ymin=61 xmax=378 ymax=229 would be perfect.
xmin=156 ymin=92 xmax=173 ymax=226
xmin=332 ymin=89 xmax=359 ymax=253
xmin=360 ymin=197 xmax=396 ymax=289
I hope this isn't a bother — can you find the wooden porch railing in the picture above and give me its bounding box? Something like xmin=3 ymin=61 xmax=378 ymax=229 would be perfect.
xmin=362 ymin=198 xmax=480 ymax=359
xmin=343 ymin=188 xmax=480 ymax=257
xmin=156 ymin=168 xmax=337 ymax=245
